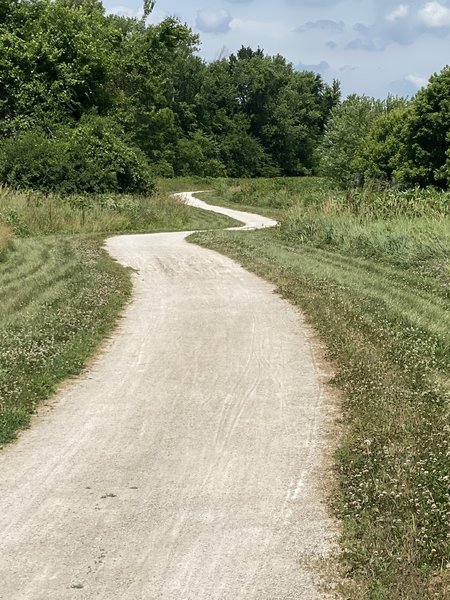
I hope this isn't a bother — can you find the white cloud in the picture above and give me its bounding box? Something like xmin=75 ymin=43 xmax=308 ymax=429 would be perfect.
xmin=418 ymin=1 xmax=450 ymax=27
xmin=405 ymin=73 xmax=428 ymax=87
xmin=196 ymin=9 xmax=233 ymax=34
xmin=386 ymin=4 xmax=410 ymax=22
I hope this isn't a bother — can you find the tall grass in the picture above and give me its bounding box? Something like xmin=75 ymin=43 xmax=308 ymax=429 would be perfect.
xmin=155 ymin=175 xmax=216 ymax=194
xmin=0 ymin=222 xmax=12 ymax=265
xmin=198 ymin=177 xmax=325 ymax=219
xmin=216 ymin=177 xmax=449 ymax=216
xmin=0 ymin=222 xmax=11 ymax=246
xmin=207 ymin=177 xmax=450 ymax=272
xmin=281 ymin=213 xmax=450 ymax=270
xmin=0 ymin=222 xmax=11 ymax=249
xmin=0 ymin=184 xmax=236 ymax=237
xmin=191 ymin=177 xmax=450 ymax=600
xmin=279 ymin=184 xmax=450 ymax=274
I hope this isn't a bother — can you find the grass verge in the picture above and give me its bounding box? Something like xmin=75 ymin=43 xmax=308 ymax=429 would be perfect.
xmin=190 ymin=179 xmax=450 ymax=600
xmin=0 ymin=236 xmax=132 ymax=445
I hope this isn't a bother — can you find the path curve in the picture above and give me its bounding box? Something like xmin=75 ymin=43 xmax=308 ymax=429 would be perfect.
xmin=0 ymin=193 xmax=337 ymax=599
xmin=175 ymin=191 xmax=278 ymax=230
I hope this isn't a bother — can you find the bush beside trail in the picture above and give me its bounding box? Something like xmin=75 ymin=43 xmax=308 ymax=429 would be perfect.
xmin=0 ymin=118 xmax=154 ymax=196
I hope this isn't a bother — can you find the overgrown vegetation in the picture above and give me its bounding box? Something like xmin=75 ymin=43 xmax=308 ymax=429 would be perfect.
xmin=0 ymin=185 xmax=236 ymax=237
xmin=191 ymin=178 xmax=450 ymax=600
xmin=0 ymin=118 xmax=154 ymax=195
xmin=0 ymin=222 xmax=11 ymax=247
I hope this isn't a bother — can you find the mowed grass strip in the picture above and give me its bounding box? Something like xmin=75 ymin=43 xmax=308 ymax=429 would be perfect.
xmin=0 ymin=236 xmax=132 ymax=445
xmin=190 ymin=183 xmax=450 ymax=600
xmin=0 ymin=186 xmax=239 ymax=445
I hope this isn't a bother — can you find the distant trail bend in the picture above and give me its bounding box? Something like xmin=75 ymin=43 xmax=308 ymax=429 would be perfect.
xmin=0 ymin=192 xmax=338 ymax=599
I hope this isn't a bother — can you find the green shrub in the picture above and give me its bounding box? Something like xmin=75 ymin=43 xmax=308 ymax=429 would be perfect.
xmin=173 ymin=132 xmax=227 ymax=177
xmin=0 ymin=117 xmax=154 ymax=195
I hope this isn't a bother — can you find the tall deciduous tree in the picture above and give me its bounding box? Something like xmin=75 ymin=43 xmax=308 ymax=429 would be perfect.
xmin=196 ymin=47 xmax=339 ymax=176
xmin=0 ymin=0 xmax=120 ymax=134
xmin=0 ymin=1 xmax=343 ymax=188
xmin=395 ymin=66 xmax=450 ymax=188
xmin=318 ymin=95 xmax=407 ymax=188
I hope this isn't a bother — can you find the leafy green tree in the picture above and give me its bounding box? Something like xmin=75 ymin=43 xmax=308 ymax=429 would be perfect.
xmin=263 ymin=71 xmax=334 ymax=175
xmin=0 ymin=2 xmax=344 ymax=188
xmin=394 ymin=66 xmax=450 ymax=188
xmin=174 ymin=132 xmax=225 ymax=177
xmin=356 ymin=102 xmax=410 ymax=183
xmin=0 ymin=117 xmax=153 ymax=194
xmin=0 ymin=0 xmax=120 ymax=134
xmin=319 ymin=95 xmax=391 ymax=187
xmin=143 ymin=0 xmax=155 ymax=21
xmin=197 ymin=48 xmax=338 ymax=177
xmin=219 ymin=128 xmax=272 ymax=177
xmin=114 ymin=17 xmax=199 ymax=166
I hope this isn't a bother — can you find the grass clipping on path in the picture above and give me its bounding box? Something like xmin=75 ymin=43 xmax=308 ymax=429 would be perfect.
xmin=190 ymin=180 xmax=450 ymax=600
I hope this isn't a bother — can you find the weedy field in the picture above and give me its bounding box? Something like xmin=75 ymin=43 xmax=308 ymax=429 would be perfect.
xmin=190 ymin=178 xmax=450 ymax=600
xmin=0 ymin=186 xmax=237 ymax=445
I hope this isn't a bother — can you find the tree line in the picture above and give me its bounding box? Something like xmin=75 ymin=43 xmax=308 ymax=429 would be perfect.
xmin=0 ymin=0 xmax=339 ymax=194
xmin=319 ymin=68 xmax=450 ymax=190
xmin=0 ymin=0 xmax=448 ymax=195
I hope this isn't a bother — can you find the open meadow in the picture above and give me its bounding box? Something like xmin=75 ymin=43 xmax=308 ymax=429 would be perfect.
xmin=1 ymin=176 xmax=449 ymax=599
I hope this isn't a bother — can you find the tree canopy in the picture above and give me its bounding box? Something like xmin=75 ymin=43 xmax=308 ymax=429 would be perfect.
xmin=319 ymin=67 xmax=450 ymax=190
xmin=0 ymin=0 xmax=340 ymax=193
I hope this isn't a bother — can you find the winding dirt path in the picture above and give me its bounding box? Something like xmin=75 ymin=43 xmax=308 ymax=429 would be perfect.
xmin=0 ymin=193 xmax=338 ymax=599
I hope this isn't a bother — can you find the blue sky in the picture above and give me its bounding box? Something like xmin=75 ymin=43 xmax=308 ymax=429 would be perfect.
xmin=104 ymin=0 xmax=450 ymax=97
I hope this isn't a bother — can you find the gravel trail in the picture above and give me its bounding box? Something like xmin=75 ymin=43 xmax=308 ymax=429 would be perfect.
xmin=0 ymin=193 xmax=338 ymax=599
